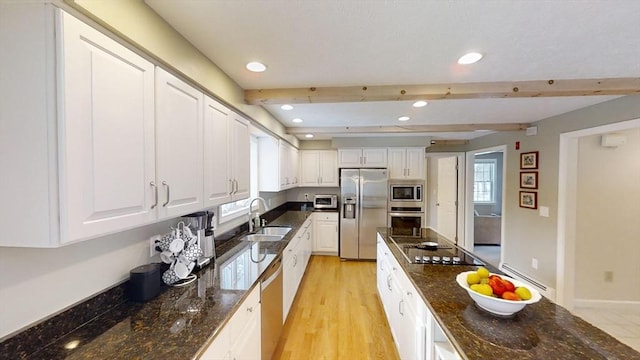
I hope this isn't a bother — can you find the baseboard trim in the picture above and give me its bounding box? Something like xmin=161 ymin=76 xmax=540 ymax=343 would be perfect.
xmin=573 ymin=299 xmax=640 ymax=311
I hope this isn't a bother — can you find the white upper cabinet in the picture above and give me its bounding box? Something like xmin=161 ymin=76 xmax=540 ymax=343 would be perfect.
xmin=259 ymin=137 xmax=298 ymax=191
xmin=0 ymin=5 xmax=162 ymax=246
xmin=204 ymin=97 xmax=250 ymax=205
xmin=388 ymin=147 xmax=425 ymax=179
xmin=338 ymin=148 xmax=387 ymax=168
xmin=59 ymin=10 xmax=157 ymax=241
xmin=155 ymin=68 xmax=204 ymax=219
xmin=204 ymin=96 xmax=231 ymax=206
xmin=230 ymin=113 xmax=251 ymax=200
xmin=299 ymin=150 xmax=338 ymax=187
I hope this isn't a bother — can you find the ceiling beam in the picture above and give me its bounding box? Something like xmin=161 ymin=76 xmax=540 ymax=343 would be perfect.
xmin=286 ymin=123 xmax=527 ymax=134
xmin=245 ymin=77 xmax=640 ymax=105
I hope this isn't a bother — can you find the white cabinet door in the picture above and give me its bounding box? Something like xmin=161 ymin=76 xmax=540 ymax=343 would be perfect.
xmin=405 ymin=148 xmax=425 ymax=179
xmin=155 ymin=68 xmax=204 ymax=219
xmin=283 ymin=236 xmax=302 ymax=322
xmin=230 ymin=114 xmax=250 ymax=200
xmin=200 ymin=325 xmax=230 ymax=360
xmin=204 ymin=96 xmax=233 ymax=207
xmin=362 ymin=148 xmax=388 ymax=167
xmin=290 ymin=145 xmax=299 ymax=186
xmin=229 ymin=286 xmax=261 ymax=360
xmin=59 ymin=10 xmax=156 ymax=242
xmin=338 ymin=148 xmax=363 ymax=167
xmin=388 ymin=148 xmax=406 ymax=179
xmin=318 ymin=150 xmax=338 ymax=186
xmin=313 ymin=213 xmax=339 ymax=254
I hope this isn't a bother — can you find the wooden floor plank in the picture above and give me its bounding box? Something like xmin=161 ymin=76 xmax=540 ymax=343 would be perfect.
xmin=273 ymin=256 xmax=400 ymax=360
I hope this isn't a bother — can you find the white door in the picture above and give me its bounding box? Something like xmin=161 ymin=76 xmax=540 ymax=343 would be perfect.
xmin=437 ymin=157 xmax=458 ymax=242
xmin=60 ymin=11 xmax=156 ymax=242
xmin=155 ymin=68 xmax=204 ymax=219
xmin=204 ymin=96 xmax=232 ymax=207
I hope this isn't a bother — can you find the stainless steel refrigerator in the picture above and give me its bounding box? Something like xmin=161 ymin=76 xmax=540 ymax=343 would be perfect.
xmin=340 ymin=168 xmax=388 ymax=260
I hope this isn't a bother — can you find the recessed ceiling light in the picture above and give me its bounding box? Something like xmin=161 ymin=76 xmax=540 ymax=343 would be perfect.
xmin=305 ymin=134 xmax=314 ymax=138
xmin=246 ymin=61 xmax=267 ymax=72
xmin=292 ymin=118 xmax=303 ymax=123
xmin=413 ymin=100 xmax=428 ymax=108
xmin=398 ymin=116 xmax=410 ymax=121
xmin=281 ymin=104 xmax=293 ymax=110
xmin=458 ymin=52 xmax=483 ymax=65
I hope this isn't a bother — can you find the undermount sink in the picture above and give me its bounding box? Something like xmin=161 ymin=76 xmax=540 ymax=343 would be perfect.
xmin=240 ymin=234 xmax=285 ymax=242
xmin=256 ymin=226 xmax=292 ymax=236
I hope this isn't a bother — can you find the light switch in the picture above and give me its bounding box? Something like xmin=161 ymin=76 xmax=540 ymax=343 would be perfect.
xmin=539 ymin=206 xmax=549 ymax=217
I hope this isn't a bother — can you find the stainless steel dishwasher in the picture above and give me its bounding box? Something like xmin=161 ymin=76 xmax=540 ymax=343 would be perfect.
xmin=261 ymin=257 xmax=283 ymax=360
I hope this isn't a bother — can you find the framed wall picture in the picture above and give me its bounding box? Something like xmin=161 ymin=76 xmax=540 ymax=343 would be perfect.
xmin=520 ymin=151 xmax=539 ymax=169
xmin=520 ymin=171 xmax=538 ymax=189
xmin=519 ymin=191 xmax=538 ymax=209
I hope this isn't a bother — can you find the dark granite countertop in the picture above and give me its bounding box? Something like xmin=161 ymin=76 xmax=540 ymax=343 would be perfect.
xmin=11 ymin=210 xmax=311 ymax=360
xmin=377 ymin=228 xmax=640 ymax=360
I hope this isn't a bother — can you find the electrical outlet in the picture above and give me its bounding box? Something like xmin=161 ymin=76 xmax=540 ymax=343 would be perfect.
xmin=604 ymin=271 xmax=613 ymax=282
xmin=149 ymin=235 xmax=161 ymax=257
xmin=304 ymin=193 xmax=309 ymax=200
xmin=531 ymin=258 xmax=538 ymax=269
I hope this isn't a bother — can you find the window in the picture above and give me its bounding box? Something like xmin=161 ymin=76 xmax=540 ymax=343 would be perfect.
xmin=473 ymin=159 xmax=496 ymax=203
xmin=219 ymin=135 xmax=259 ymax=222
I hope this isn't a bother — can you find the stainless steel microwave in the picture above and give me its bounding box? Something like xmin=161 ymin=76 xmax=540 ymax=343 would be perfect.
xmin=313 ymin=194 xmax=338 ymax=209
xmin=389 ymin=181 xmax=424 ymax=203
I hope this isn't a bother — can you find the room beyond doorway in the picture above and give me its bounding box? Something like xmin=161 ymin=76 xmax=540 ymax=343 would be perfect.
xmin=465 ymin=145 xmax=506 ymax=268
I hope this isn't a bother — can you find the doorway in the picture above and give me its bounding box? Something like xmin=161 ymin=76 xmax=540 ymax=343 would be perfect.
xmin=465 ymin=145 xmax=506 ymax=268
xmin=425 ymin=153 xmax=466 ymax=245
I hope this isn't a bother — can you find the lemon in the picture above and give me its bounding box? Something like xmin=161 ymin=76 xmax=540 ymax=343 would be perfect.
xmin=466 ymin=272 xmax=481 ymax=285
xmin=470 ymin=283 xmax=493 ymax=296
xmin=515 ymin=287 xmax=532 ymax=300
xmin=477 ymin=267 xmax=490 ymax=279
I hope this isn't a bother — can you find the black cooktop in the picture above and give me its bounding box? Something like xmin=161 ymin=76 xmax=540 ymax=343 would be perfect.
xmin=389 ymin=229 xmax=484 ymax=266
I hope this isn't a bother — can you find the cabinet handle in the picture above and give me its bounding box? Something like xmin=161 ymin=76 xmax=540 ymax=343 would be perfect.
xmin=293 ymin=254 xmax=298 ymax=266
xmin=364 ymin=156 xmax=367 ymax=164
xmin=387 ymin=274 xmax=392 ymax=291
xmin=150 ymin=181 xmax=158 ymax=209
xmin=229 ymin=179 xmax=234 ymax=195
xmin=407 ymin=168 xmax=410 ymax=177
xmin=360 ymin=156 xmax=363 ymax=165
xmin=162 ymin=181 xmax=170 ymax=207
xmin=399 ymin=299 xmax=404 ymax=316
xmin=233 ymin=179 xmax=238 ymax=194
xmin=247 ymin=306 xmax=253 ymax=313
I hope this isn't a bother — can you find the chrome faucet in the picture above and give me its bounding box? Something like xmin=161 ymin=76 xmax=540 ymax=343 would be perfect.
xmin=248 ymin=197 xmax=268 ymax=233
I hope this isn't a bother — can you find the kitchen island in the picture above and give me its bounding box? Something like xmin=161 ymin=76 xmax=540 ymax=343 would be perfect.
xmin=377 ymin=228 xmax=639 ymax=360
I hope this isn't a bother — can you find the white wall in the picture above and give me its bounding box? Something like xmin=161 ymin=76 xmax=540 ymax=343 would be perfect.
xmin=574 ymin=128 xmax=640 ymax=301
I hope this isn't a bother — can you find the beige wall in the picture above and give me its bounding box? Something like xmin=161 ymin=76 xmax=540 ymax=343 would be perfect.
xmin=575 ymin=128 xmax=640 ymax=301
xmin=465 ymin=95 xmax=640 ymax=288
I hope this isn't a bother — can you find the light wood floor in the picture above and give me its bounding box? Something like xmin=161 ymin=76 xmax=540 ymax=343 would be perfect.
xmin=273 ymin=256 xmax=400 ymax=360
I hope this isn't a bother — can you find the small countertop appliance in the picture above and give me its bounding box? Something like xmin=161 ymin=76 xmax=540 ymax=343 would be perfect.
xmin=182 ymin=211 xmax=216 ymax=268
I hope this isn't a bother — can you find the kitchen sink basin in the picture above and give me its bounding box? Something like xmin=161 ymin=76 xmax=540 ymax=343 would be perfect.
xmin=256 ymin=226 xmax=292 ymax=236
xmin=240 ymin=234 xmax=285 ymax=242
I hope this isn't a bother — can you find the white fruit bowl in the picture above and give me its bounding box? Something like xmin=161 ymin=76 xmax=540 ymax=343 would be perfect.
xmin=456 ymin=271 xmax=542 ymax=316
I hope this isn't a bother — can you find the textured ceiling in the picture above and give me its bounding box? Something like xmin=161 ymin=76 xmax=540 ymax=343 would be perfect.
xmin=145 ymin=0 xmax=639 ymax=140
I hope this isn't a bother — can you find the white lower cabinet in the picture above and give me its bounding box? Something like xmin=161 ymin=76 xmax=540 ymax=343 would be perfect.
xmin=283 ymin=218 xmax=313 ymax=322
xmin=200 ymin=286 xmax=261 ymax=360
xmin=377 ymin=235 xmax=460 ymax=360
xmin=313 ymin=212 xmax=339 ymax=254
